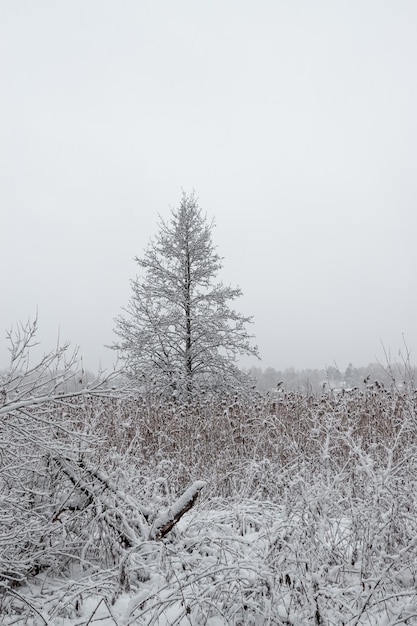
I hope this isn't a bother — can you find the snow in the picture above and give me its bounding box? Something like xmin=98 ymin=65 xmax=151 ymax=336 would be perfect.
xmin=4 ymin=366 xmax=417 ymax=625
xmin=6 ymin=494 xmax=417 ymax=625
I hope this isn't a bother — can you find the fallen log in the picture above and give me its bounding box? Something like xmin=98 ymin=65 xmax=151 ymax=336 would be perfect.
xmin=149 ymin=481 xmax=206 ymax=540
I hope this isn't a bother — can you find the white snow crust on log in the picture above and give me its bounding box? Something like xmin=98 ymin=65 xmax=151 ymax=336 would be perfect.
xmin=150 ymin=480 xmax=206 ymax=540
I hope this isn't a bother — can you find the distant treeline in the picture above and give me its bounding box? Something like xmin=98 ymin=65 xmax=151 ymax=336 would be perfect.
xmin=247 ymin=362 xmax=417 ymax=395
xmin=4 ymin=362 xmax=415 ymax=398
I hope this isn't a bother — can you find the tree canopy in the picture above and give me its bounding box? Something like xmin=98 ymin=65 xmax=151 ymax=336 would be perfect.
xmin=113 ymin=192 xmax=258 ymax=399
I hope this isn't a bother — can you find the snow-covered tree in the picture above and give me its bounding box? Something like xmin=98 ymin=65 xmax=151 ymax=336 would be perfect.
xmin=0 ymin=316 xmax=119 ymax=588
xmin=113 ymin=192 xmax=258 ymax=399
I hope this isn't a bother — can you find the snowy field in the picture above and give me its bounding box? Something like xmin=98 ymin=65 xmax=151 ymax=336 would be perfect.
xmin=5 ymin=487 xmax=417 ymax=625
xmin=2 ymin=360 xmax=417 ymax=624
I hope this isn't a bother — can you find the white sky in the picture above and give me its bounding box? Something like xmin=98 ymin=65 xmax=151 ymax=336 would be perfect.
xmin=1 ymin=1 xmax=416 ymax=373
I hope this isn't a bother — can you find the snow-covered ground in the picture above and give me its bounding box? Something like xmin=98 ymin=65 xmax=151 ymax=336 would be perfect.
xmin=5 ymin=491 xmax=417 ymax=625
xmin=3 ymin=348 xmax=417 ymax=625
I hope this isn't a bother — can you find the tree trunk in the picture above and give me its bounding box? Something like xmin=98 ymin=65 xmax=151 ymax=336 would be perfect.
xmin=184 ymin=240 xmax=193 ymax=398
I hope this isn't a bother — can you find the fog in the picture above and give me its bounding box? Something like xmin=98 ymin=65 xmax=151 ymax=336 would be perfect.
xmin=1 ymin=1 xmax=416 ymax=372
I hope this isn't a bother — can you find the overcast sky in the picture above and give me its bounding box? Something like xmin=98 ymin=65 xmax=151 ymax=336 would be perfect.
xmin=1 ymin=1 xmax=416 ymax=373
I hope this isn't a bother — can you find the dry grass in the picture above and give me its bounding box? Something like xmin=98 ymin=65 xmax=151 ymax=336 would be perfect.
xmin=4 ymin=386 xmax=417 ymax=624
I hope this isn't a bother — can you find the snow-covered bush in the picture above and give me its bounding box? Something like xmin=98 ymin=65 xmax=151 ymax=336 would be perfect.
xmin=3 ymin=329 xmax=417 ymax=624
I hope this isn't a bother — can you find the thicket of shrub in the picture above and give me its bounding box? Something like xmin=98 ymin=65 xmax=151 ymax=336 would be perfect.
xmin=3 ymin=373 xmax=417 ymax=624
